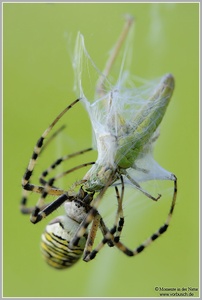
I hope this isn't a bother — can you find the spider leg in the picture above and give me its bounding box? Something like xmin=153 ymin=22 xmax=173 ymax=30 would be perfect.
xmin=22 ymin=151 xmax=94 ymax=215
xmin=83 ymin=212 xmax=103 ymax=258
xmin=30 ymin=167 xmax=94 ymax=224
xmin=82 ymin=183 xmax=125 ymax=262
xmin=68 ymin=176 xmax=114 ymax=250
xmin=40 ymin=162 xmax=95 ymax=194
xmin=83 ymin=177 xmax=125 ymax=262
xmin=113 ymin=175 xmax=125 ymax=243
xmin=20 ymin=184 xmax=66 ymax=215
xmin=29 ymin=161 xmax=96 ymax=223
xmin=30 ymin=192 xmax=74 ymax=224
xmin=99 ymin=218 xmax=114 ymax=247
xmin=20 ymin=189 xmax=62 ymax=214
xmin=114 ymin=177 xmax=177 ymax=256
xmin=83 ymin=209 xmax=117 ymax=260
xmin=84 ymin=176 xmax=177 ymax=261
xmin=83 ymin=222 xmax=116 ymax=262
xmin=71 ymin=209 xmax=114 ymax=261
xmin=39 ymin=148 xmax=93 ymax=186
xmin=83 ymin=174 xmax=124 ymax=250
xmin=68 ymin=174 xmax=119 ymax=261
xmin=22 ymin=161 xmax=94 ymax=224
xmin=40 ymin=125 xmax=66 ymax=155
xmin=21 ymin=99 xmax=81 ymax=213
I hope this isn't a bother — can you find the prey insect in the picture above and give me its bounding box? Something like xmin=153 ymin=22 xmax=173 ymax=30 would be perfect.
xmin=21 ymin=15 xmax=177 ymax=269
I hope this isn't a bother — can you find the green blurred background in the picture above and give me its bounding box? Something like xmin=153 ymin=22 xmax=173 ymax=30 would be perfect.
xmin=3 ymin=3 xmax=199 ymax=298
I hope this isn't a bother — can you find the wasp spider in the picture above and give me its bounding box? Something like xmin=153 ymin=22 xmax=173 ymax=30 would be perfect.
xmin=20 ymin=16 xmax=177 ymax=269
xmin=20 ymin=98 xmax=177 ymax=269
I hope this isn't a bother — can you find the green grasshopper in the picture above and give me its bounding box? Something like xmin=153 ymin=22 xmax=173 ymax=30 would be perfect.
xmin=83 ymin=73 xmax=175 ymax=195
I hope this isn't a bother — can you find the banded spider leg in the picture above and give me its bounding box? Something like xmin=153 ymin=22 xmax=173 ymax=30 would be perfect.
xmin=83 ymin=175 xmax=177 ymax=262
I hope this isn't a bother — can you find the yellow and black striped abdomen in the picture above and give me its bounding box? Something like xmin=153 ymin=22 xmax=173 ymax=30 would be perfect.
xmin=41 ymin=218 xmax=87 ymax=269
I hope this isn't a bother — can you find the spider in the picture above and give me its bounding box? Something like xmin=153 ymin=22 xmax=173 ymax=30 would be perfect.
xmin=20 ymin=15 xmax=178 ymax=269
xmin=20 ymin=97 xmax=177 ymax=268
